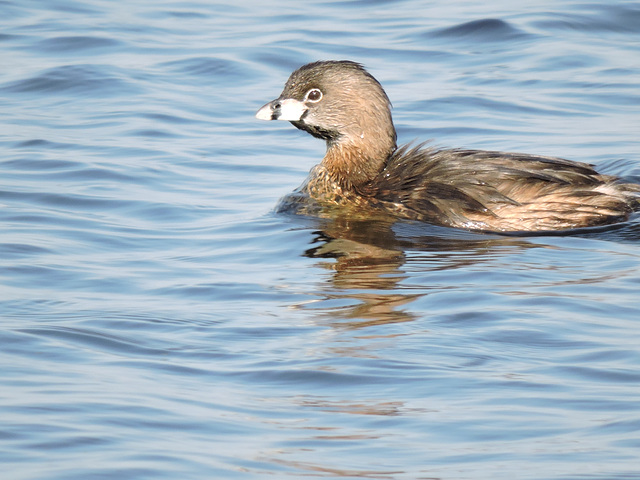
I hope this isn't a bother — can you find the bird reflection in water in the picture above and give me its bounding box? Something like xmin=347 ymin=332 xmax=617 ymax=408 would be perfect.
xmin=295 ymin=212 xmax=537 ymax=329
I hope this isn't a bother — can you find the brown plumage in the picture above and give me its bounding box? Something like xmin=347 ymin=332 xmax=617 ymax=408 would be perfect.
xmin=256 ymin=60 xmax=640 ymax=232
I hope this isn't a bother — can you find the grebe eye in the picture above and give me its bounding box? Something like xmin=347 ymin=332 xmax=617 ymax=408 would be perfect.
xmin=305 ymin=88 xmax=322 ymax=102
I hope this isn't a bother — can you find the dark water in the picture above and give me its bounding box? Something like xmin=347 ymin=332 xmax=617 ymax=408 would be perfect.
xmin=2 ymin=1 xmax=640 ymax=479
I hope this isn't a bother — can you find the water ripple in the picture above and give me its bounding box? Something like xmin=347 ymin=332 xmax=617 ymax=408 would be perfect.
xmin=431 ymin=18 xmax=533 ymax=42
xmin=2 ymin=64 xmax=140 ymax=97
xmin=534 ymin=4 xmax=640 ymax=34
xmin=31 ymin=35 xmax=124 ymax=54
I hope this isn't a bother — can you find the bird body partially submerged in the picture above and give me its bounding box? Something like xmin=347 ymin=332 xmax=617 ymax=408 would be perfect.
xmin=256 ymin=60 xmax=639 ymax=232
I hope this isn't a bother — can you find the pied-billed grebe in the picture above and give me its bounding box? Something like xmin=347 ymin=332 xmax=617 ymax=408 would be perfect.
xmin=256 ymin=60 xmax=639 ymax=232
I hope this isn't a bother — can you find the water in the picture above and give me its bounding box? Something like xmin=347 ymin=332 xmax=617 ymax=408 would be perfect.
xmin=2 ymin=1 xmax=640 ymax=479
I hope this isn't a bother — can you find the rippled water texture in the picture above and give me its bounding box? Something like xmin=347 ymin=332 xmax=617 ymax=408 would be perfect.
xmin=2 ymin=1 xmax=640 ymax=479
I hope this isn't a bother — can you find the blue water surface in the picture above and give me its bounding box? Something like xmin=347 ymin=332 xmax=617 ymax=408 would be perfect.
xmin=2 ymin=1 xmax=640 ymax=479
